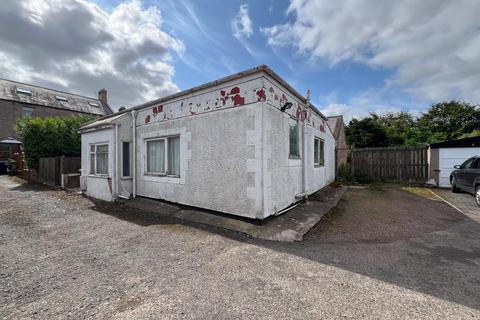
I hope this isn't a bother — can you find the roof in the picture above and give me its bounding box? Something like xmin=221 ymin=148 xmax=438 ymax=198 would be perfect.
xmin=83 ymin=65 xmax=328 ymax=127
xmin=326 ymin=115 xmax=344 ymax=139
xmin=429 ymin=136 xmax=480 ymax=149
xmin=79 ymin=113 xmax=127 ymax=131
xmin=0 ymin=78 xmax=112 ymax=116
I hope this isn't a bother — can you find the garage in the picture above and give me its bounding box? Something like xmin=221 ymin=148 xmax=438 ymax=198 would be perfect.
xmin=428 ymin=136 xmax=480 ymax=187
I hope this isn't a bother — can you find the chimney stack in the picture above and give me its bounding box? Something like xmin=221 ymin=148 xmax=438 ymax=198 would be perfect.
xmin=98 ymin=88 xmax=108 ymax=105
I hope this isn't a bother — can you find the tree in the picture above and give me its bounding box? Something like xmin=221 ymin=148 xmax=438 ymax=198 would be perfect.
xmin=417 ymin=101 xmax=480 ymax=141
xmin=376 ymin=112 xmax=418 ymax=146
xmin=15 ymin=115 xmax=96 ymax=169
xmin=346 ymin=117 xmax=389 ymax=148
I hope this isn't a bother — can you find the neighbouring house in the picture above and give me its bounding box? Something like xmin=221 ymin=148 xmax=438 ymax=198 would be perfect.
xmin=428 ymin=136 xmax=480 ymax=187
xmin=79 ymin=65 xmax=336 ymax=220
xmin=0 ymin=78 xmax=113 ymax=143
xmin=326 ymin=115 xmax=348 ymax=168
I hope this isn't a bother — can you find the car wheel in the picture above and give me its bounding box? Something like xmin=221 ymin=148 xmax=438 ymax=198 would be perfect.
xmin=476 ymin=186 xmax=480 ymax=207
xmin=451 ymin=177 xmax=461 ymax=193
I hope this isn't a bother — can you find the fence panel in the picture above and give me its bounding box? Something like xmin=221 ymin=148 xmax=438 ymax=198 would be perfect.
xmin=38 ymin=156 xmax=81 ymax=186
xmin=352 ymin=146 xmax=428 ymax=183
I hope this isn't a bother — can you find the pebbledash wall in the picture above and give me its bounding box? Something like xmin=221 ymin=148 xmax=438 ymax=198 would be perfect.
xmin=80 ymin=66 xmax=336 ymax=220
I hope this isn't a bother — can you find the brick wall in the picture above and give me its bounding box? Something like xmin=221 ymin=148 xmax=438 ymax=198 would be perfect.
xmin=0 ymin=99 xmax=96 ymax=141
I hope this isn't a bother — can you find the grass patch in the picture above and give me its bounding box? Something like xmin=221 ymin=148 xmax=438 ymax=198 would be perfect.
xmin=401 ymin=186 xmax=440 ymax=201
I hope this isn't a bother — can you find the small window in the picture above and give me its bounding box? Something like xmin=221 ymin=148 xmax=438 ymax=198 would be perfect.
xmin=289 ymin=118 xmax=300 ymax=157
xmin=16 ymin=87 xmax=32 ymax=95
xmin=56 ymin=95 xmax=68 ymax=101
xmin=122 ymin=142 xmax=131 ymax=177
xmin=22 ymin=107 xmax=34 ymax=117
xmin=90 ymin=143 xmax=109 ymax=175
xmin=88 ymin=101 xmax=100 ymax=107
xmin=146 ymin=136 xmax=180 ymax=176
xmin=314 ymin=137 xmax=325 ymax=166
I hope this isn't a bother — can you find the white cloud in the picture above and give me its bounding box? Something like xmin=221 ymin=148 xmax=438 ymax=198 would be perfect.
xmin=232 ymin=4 xmax=253 ymax=39
xmin=263 ymin=0 xmax=480 ymax=104
xmin=0 ymin=0 xmax=184 ymax=109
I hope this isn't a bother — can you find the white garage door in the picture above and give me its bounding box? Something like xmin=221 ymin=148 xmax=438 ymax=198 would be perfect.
xmin=438 ymin=147 xmax=480 ymax=187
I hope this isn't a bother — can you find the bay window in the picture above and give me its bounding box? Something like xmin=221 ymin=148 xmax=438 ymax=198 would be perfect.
xmin=146 ymin=136 xmax=180 ymax=176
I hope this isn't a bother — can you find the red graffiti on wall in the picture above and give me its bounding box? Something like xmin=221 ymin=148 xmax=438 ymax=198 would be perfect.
xmin=145 ymin=115 xmax=150 ymax=123
xmin=256 ymin=88 xmax=266 ymax=101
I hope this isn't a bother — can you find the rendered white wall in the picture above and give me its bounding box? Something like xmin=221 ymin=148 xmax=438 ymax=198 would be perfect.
xmin=80 ymin=129 xmax=115 ymax=202
xmin=438 ymin=147 xmax=480 ymax=187
xmin=135 ymin=103 xmax=262 ymax=219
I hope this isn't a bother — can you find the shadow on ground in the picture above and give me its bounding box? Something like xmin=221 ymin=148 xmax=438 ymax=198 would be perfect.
xmin=9 ymin=180 xmax=480 ymax=311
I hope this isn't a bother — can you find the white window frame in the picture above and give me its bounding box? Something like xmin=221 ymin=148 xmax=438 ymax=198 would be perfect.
xmin=145 ymin=135 xmax=180 ymax=177
xmin=314 ymin=137 xmax=325 ymax=167
xmin=121 ymin=141 xmax=132 ymax=178
xmin=89 ymin=143 xmax=109 ymax=176
xmin=289 ymin=117 xmax=300 ymax=158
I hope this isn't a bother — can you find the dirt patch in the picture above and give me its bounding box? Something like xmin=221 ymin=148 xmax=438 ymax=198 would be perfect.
xmin=305 ymin=185 xmax=464 ymax=243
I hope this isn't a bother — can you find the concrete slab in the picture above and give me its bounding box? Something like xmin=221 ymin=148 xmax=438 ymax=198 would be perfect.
xmin=124 ymin=185 xmax=346 ymax=242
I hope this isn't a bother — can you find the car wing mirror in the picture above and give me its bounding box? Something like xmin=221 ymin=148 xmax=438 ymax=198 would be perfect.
xmin=454 ymin=165 xmax=461 ymax=169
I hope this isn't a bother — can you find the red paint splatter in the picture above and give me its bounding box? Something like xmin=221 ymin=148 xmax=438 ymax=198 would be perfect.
xmin=157 ymin=105 xmax=163 ymax=113
xmin=145 ymin=115 xmax=150 ymax=123
xmin=231 ymin=94 xmax=245 ymax=106
xmin=152 ymin=106 xmax=157 ymax=114
xmin=220 ymin=90 xmax=226 ymax=96
xmin=189 ymin=105 xmax=196 ymax=115
xmin=230 ymin=87 xmax=240 ymax=95
xmin=256 ymin=88 xmax=266 ymax=101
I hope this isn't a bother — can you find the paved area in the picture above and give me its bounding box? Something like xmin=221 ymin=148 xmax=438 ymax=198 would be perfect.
xmin=125 ymin=185 xmax=346 ymax=242
xmin=1 ymin=176 xmax=480 ymax=319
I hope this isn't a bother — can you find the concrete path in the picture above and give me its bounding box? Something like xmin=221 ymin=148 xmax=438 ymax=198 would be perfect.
xmin=124 ymin=186 xmax=346 ymax=242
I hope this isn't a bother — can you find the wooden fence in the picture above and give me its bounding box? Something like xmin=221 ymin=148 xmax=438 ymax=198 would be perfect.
xmin=351 ymin=146 xmax=428 ymax=182
xmin=38 ymin=156 xmax=81 ymax=186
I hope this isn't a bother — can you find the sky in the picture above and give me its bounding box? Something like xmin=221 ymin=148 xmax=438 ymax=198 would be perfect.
xmin=0 ymin=0 xmax=479 ymax=122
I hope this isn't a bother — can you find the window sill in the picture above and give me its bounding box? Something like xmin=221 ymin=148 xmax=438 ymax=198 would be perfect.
xmin=289 ymin=155 xmax=301 ymax=159
xmin=144 ymin=173 xmax=180 ymax=178
xmin=121 ymin=176 xmax=132 ymax=180
xmin=314 ymin=164 xmax=325 ymax=168
xmin=87 ymin=174 xmax=110 ymax=179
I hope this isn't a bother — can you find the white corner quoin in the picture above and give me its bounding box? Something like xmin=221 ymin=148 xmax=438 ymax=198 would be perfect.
xmin=79 ymin=65 xmax=336 ymax=220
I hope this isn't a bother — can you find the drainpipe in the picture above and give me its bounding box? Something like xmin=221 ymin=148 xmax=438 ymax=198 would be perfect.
xmin=302 ymin=90 xmax=311 ymax=201
xmin=131 ymin=110 xmax=137 ymax=198
xmin=113 ymin=123 xmax=119 ymax=199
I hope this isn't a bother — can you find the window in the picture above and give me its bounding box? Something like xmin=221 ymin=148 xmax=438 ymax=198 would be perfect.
xmin=90 ymin=144 xmax=108 ymax=175
xmin=88 ymin=101 xmax=100 ymax=107
xmin=289 ymin=118 xmax=299 ymax=157
xmin=122 ymin=142 xmax=131 ymax=177
xmin=16 ymin=87 xmax=32 ymax=95
xmin=146 ymin=136 xmax=180 ymax=176
xmin=314 ymin=137 xmax=325 ymax=166
xmin=56 ymin=95 xmax=68 ymax=101
xmin=22 ymin=107 xmax=34 ymax=117
xmin=470 ymin=158 xmax=480 ymax=169
xmin=461 ymin=157 xmax=475 ymax=169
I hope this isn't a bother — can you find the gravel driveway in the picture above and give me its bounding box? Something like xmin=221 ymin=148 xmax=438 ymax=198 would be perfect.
xmin=1 ymin=176 xmax=479 ymax=319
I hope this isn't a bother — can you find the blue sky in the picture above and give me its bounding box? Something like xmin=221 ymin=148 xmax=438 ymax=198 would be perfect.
xmin=1 ymin=0 xmax=479 ymax=121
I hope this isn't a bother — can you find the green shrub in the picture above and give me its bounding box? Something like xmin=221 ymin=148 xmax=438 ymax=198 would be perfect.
xmin=15 ymin=115 xmax=96 ymax=169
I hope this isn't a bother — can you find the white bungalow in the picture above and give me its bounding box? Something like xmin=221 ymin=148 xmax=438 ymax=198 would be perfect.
xmin=79 ymin=65 xmax=336 ymax=220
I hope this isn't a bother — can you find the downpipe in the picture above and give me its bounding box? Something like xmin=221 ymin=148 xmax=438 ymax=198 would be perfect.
xmin=131 ymin=110 xmax=137 ymax=198
xmin=301 ymin=90 xmax=311 ymax=202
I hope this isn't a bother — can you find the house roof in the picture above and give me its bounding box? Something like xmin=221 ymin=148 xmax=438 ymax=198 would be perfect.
xmin=326 ymin=115 xmax=344 ymax=139
xmin=81 ymin=65 xmax=328 ymax=128
xmin=429 ymin=136 xmax=480 ymax=149
xmin=0 ymin=78 xmax=112 ymax=115
xmin=79 ymin=113 xmax=127 ymax=131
